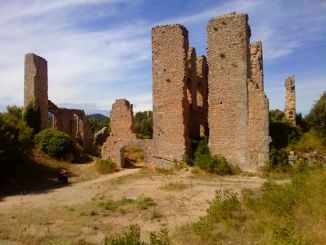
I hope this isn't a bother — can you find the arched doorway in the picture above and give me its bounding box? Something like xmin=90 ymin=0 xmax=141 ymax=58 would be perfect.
xmin=120 ymin=145 xmax=144 ymax=168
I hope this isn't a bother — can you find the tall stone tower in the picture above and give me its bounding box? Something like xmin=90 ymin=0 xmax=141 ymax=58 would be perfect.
xmin=24 ymin=53 xmax=48 ymax=131
xmin=151 ymin=24 xmax=192 ymax=167
xmin=206 ymin=13 xmax=251 ymax=168
xmin=285 ymin=75 xmax=296 ymax=125
xmin=206 ymin=13 xmax=270 ymax=168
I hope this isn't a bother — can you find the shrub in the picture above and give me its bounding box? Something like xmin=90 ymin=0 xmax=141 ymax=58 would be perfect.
xmin=94 ymin=158 xmax=117 ymax=174
xmin=0 ymin=113 xmax=34 ymax=165
xmin=263 ymin=148 xmax=291 ymax=172
xmin=104 ymin=224 xmax=171 ymax=245
xmin=35 ymin=129 xmax=74 ymax=158
xmin=194 ymin=137 xmax=233 ymax=175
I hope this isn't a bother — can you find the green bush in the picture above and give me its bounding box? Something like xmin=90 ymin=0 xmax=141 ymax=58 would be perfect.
xmin=194 ymin=137 xmax=233 ymax=175
xmin=104 ymin=224 xmax=171 ymax=245
xmin=35 ymin=129 xmax=74 ymax=158
xmin=0 ymin=113 xmax=34 ymax=164
xmin=94 ymin=158 xmax=117 ymax=174
xmin=263 ymin=148 xmax=291 ymax=172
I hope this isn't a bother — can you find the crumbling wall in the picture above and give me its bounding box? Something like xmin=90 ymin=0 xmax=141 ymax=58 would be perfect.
xmin=152 ymin=24 xmax=192 ymax=167
xmin=248 ymin=41 xmax=271 ymax=167
xmin=206 ymin=13 xmax=251 ymax=168
xmin=24 ymin=53 xmax=48 ymax=130
xmin=48 ymin=100 xmax=91 ymax=148
xmin=285 ymin=75 xmax=296 ymax=125
xmin=102 ymin=99 xmax=137 ymax=163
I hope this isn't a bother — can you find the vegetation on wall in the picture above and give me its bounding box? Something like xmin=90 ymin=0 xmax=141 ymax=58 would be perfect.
xmin=22 ymin=102 xmax=41 ymax=134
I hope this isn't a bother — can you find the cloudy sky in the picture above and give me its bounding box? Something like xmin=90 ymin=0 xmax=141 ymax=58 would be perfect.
xmin=0 ymin=0 xmax=325 ymax=116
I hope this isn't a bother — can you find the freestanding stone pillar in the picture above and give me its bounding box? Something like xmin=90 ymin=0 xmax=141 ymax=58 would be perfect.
xmin=24 ymin=53 xmax=48 ymax=131
xmin=152 ymin=24 xmax=192 ymax=167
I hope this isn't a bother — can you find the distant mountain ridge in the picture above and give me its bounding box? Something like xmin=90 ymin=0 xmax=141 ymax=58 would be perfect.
xmin=87 ymin=114 xmax=108 ymax=120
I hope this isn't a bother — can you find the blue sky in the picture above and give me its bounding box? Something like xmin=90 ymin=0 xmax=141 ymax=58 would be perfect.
xmin=0 ymin=0 xmax=325 ymax=116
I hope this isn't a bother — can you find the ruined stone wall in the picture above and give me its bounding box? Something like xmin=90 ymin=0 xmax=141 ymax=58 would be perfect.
xmin=196 ymin=55 xmax=209 ymax=137
xmin=24 ymin=53 xmax=48 ymax=130
xmin=48 ymin=100 xmax=91 ymax=148
xmin=152 ymin=24 xmax=191 ymax=167
xmin=102 ymin=99 xmax=137 ymax=163
xmin=248 ymin=41 xmax=270 ymax=167
xmin=285 ymin=75 xmax=296 ymax=125
xmin=206 ymin=13 xmax=251 ymax=167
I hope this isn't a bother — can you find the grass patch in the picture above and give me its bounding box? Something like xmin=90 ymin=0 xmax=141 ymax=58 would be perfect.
xmin=98 ymin=196 xmax=156 ymax=213
xmin=94 ymin=158 xmax=117 ymax=174
xmin=187 ymin=168 xmax=326 ymax=244
xmin=160 ymin=182 xmax=189 ymax=192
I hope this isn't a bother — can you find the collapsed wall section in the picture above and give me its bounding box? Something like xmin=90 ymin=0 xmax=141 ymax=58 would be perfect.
xmin=285 ymin=75 xmax=296 ymax=125
xmin=102 ymin=99 xmax=137 ymax=164
xmin=152 ymin=24 xmax=191 ymax=167
xmin=48 ymin=100 xmax=91 ymax=148
xmin=207 ymin=13 xmax=251 ymax=167
xmin=248 ymin=41 xmax=271 ymax=167
xmin=24 ymin=53 xmax=48 ymax=130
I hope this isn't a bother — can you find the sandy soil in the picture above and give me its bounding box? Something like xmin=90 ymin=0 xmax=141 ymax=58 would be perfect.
xmin=0 ymin=164 xmax=268 ymax=244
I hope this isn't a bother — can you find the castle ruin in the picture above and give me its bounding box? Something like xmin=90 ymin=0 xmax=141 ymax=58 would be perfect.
xmin=24 ymin=53 xmax=91 ymax=148
xmin=102 ymin=13 xmax=271 ymax=169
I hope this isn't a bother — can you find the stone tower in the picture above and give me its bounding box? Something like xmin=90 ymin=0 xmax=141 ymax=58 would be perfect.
xmin=285 ymin=75 xmax=296 ymax=125
xmin=151 ymin=24 xmax=192 ymax=167
xmin=206 ymin=13 xmax=270 ymax=168
xmin=206 ymin=13 xmax=251 ymax=168
xmin=24 ymin=53 xmax=48 ymax=131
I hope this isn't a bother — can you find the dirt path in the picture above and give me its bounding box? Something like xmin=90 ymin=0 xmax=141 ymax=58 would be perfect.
xmin=0 ymin=167 xmax=268 ymax=244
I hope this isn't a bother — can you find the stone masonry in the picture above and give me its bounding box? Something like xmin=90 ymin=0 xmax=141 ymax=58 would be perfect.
xmin=207 ymin=14 xmax=246 ymax=167
xmin=102 ymin=99 xmax=154 ymax=167
xmin=24 ymin=53 xmax=91 ymax=148
xmin=102 ymin=12 xmax=270 ymax=169
xmin=151 ymin=24 xmax=193 ymax=167
xmin=24 ymin=53 xmax=48 ymax=131
xmin=285 ymin=75 xmax=296 ymax=125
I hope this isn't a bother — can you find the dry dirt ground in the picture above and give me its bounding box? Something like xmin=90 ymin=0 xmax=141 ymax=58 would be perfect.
xmin=0 ymin=162 xmax=270 ymax=244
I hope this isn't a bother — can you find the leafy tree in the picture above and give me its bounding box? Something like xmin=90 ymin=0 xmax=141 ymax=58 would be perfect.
xmin=6 ymin=105 xmax=23 ymax=119
xmin=0 ymin=113 xmax=34 ymax=166
xmin=88 ymin=117 xmax=111 ymax=139
xmin=304 ymin=91 xmax=326 ymax=144
xmin=269 ymin=109 xmax=302 ymax=149
xmin=134 ymin=111 xmax=153 ymax=139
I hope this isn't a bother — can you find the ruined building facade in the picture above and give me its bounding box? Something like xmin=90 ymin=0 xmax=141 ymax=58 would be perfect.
xmin=102 ymin=13 xmax=270 ymax=169
xmin=24 ymin=53 xmax=91 ymax=148
xmin=284 ymin=75 xmax=296 ymax=125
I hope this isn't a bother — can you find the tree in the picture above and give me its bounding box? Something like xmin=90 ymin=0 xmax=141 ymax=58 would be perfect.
xmin=134 ymin=111 xmax=153 ymax=139
xmin=0 ymin=114 xmax=34 ymax=165
xmin=304 ymin=91 xmax=326 ymax=144
xmin=6 ymin=105 xmax=23 ymax=119
xmin=269 ymin=109 xmax=302 ymax=149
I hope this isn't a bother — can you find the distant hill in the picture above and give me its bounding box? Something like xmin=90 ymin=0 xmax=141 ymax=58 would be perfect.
xmin=87 ymin=114 xmax=108 ymax=121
